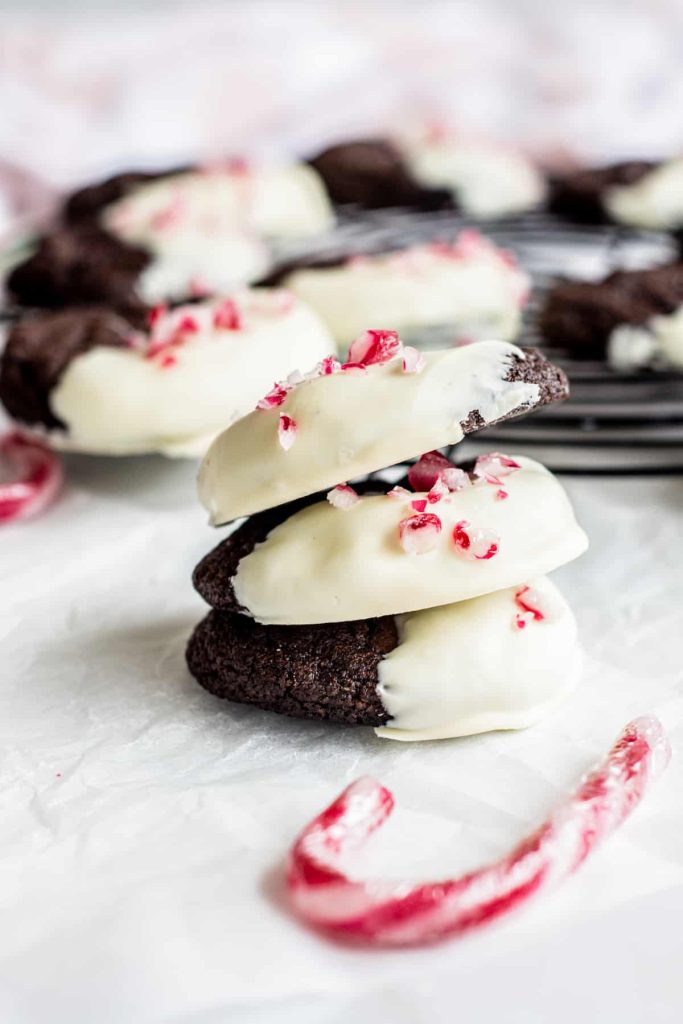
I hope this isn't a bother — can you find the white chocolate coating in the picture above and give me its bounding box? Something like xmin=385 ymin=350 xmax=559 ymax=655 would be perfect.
xmin=135 ymin=233 xmax=271 ymax=304
xmin=102 ymin=164 xmax=335 ymax=302
xmin=231 ymin=457 xmax=588 ymax=624
xmin=283 ymin=235 xmax=529 ymax=346
xmin=605 ymin=158 xmax=683 ymax=229
xmin=199 ymin=342 xmax=540 ymax=523
xmin=50 ymin=291 xmax=334 ymax=457
xmin=608 ymin=306 xmax=683 ymax=371
xmin=376 ymin=578 xmax=580 ymax=742
xmin=402 ymin=138 xmax=545 ymax=218
xmin=104 ymin=164 xmax=334 ymax=241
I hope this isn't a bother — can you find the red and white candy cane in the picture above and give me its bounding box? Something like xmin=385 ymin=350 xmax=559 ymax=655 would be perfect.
xmin=287 ymin=717 xmax=670 ymax=946
xmin=0 ymin=432 xmax=63 ymax=524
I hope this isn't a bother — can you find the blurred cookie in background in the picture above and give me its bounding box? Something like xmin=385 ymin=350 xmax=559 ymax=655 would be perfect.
xmin=0 ymin=288 xmax=334 ymax=457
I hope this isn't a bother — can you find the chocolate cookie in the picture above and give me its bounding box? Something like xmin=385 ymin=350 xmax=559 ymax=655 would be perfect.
xmin=539 ymin=262 xmax=683 ymax=358
xmin=549 ymin=161 xmax=657 ymax=224
xmin=6 ymin=225 xmax=150 ymax=317
xmin=308 ymin=138 xmax=452 ymax=211
xmin=187 ymin=609 xmax=393 ymax=725
xmin=0 ymin=306 xmax=133 ymax=428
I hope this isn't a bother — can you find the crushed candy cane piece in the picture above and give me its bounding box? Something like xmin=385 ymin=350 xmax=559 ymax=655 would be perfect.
xmin=398 ymin=512 xmax=442 ymax=554
xmin=408 ymin=451 xmax=470 ymax=493
xmin=0 ymin=432 xmax=63 ymax=524
xmin=452 ymin=520 xmax=499 ymax=560
xmin=387 ymin=486 xmax=411 ymax=500
xmin=257 ymin=382 xmax=291 ymax=410
xmin=495 ymin=489 xmax=509 ymax=501
xmin=402 ymin=346 xmax=426 ymax=374
xmin=427 ymin=477 xmax=449 ymax=504
xmin=317 ymin=356 xmax=342 ymax=376
xmin=213 ymin=299 xmax=242 ymax=330
xmin=411 ymin=499 xmax=427 ymax=513
xmin=474 ymin=452 xmax=521 ymax=486
xmin=278 ymin=414 xmax=297 ymax=451
xmin=514 ymin=585 xmax=561 ymax=624
xmin=176 ymin=314 xmax=199 ymax=334
xmin=340 ymin=361 xmax=368 ymax=374
xmin=346 ymin=329 xmax=401 ymax=367
xmin=327 ymin=484 xmax=360 ymax=510
xmin=147 ymin=305 xmax=168 ymax=329
xmin=286 ymin=717 xmax=670 ymax=946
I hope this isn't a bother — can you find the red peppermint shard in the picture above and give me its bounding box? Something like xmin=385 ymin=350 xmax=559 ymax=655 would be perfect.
xmin=398 ymin=512 xmax=442 ymax=554
xmin=427 ymin=476 xmax=449 ymax=504
xmin=327 ymin=484 xmax=360 ymax=510
xmin=408 ymin=450 xmax=470 ymax=493
xmin=278 ymin=414 xmax=297 ymax=451
xmin=213 ymin=299 xmax=243 ymax=331
xmin=286 ymin=717 xmax=670 ymax=946
xmin=175 ymin=314 xmax=200 ymax=334
xmin=346 ymin=329 xmax=401 ymax=367
xmin=514 ymin=585 xmax=560 ymax=625
xmin=474 ymin=452 xmax=521 ymax=486
xmin=257 ymin=382 xmax=290 ymax=410
xmin=316 ymin=356 xmax=342 ymax=376
xmin=452 ymin=519 xmax=499 ymax=560
xmin=147 ymin=304 xmax=168 ymax=329
xmin=0 ymin=432 xmax=63 ymax=524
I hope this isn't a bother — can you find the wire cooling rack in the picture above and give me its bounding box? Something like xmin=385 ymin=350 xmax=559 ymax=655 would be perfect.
xmin=3 ymin=208 xmax=683 ymax=471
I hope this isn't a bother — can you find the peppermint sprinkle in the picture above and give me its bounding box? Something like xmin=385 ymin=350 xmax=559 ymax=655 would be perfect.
xmin=402 ymin=346 xmax=426 ymax=374
xmin=452 ymin=520 xmax=499 ymax=560
xmin=398 ymin=512 xmax=442 ymax=554
xmin=327 ymin=484 xmax=360 ymax=510
xmin=346 ymin=329 xmax=401 ymax=367
xmin=213 ymin=299 xmax=242 ymax=331
xmin=278 ymin=414 xmax=297 ymax=451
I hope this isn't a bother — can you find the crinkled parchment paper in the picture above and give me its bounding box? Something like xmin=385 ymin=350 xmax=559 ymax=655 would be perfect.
xmin=1 ymin=428 xmax=683 ymax=1023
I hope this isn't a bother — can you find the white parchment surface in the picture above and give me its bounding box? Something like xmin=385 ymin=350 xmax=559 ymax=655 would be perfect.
xmin=1 ymin=432 xmax=683 ymax=1023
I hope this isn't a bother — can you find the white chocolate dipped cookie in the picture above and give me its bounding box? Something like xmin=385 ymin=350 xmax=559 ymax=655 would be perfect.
xmin=102 ymin=164 xmax=334 ymax=303
xmin=604 ymin=157 xmax=683 ymax=230
xmin=400 ymin=135 xmax=545 ymax=219
xmin=0 ymin=290 xmax=334 ymax=458
xmin=212 ymin=456 xmax=587 ymax=625
xmin=268 ymin=231 xmax=529 ymax=345
xmin=199 ymin=334 xmax=567 ymax=522
xmin=7 ymin=161 xmax=335 ymax=313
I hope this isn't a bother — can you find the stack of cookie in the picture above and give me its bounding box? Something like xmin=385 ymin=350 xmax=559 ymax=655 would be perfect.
xmin=187 ymin=333 xmax=588 ymax=741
